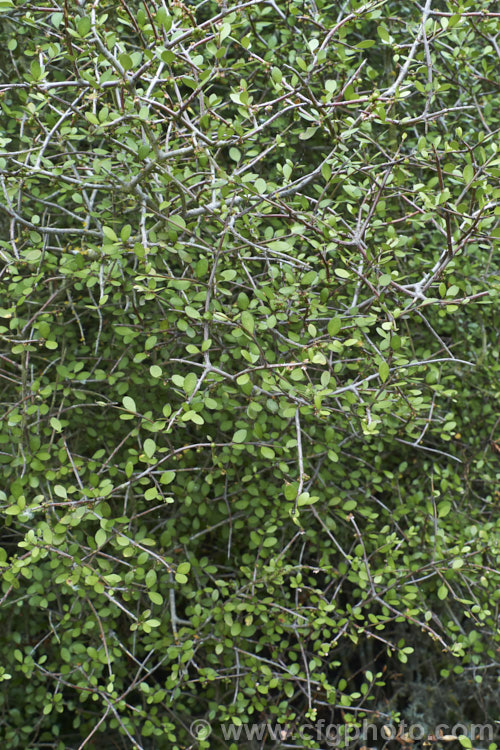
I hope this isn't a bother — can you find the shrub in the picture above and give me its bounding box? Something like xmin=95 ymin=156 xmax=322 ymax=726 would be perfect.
xmin=0 ymin=0 xmax=499 ymax=748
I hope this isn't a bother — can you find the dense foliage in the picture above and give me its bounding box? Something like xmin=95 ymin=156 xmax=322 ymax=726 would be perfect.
xmin=0 ymin=0 xmax=499 ymax=748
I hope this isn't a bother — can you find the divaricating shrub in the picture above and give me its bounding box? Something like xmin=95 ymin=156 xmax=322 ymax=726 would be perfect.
xmin=0 ymin=0 xmax=499 ymax=748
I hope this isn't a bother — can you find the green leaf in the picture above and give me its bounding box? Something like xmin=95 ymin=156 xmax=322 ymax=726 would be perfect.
xmin=148 ymin=592 xmax=163 ymax=605
xmin=297 ymin=493 xmax=319 ymax=507
xmin=183 ymin=372 xmax=198 ymax=395
xmin=260 ymin=446 xmax=275 ymax=459
xmin=437 ymin=584 xmax=448 ymax=600
xmin=299 ymin=126 xmax=318 ymax=140
xmin=145 ymin=569 xmax=157 ymax=588
xmin=233 ymin=429 xmax=247 ymax=443
xmin=120 ymin=224 xmax=132 ymax=242
xmin=118 ymin=53 xmax=133 ymax=71
xmin=229 ymin=147 xmax=241 ymax=162
xmin=144 ymin=438 xmax=156 ymax=458
xmin=95 ymin=529 xmax=106 ymax=547
xmin=50 ymin=417 xmax=62 ymax=432
xmin=182 ymin=410 xmax=204 ymax=425
xmin=438 ymin=501 xmax=451 ymax=518
xmin=102 ymin=226 xmax=118 ymax=242
xmin=241 ymin=311 xmax=255 ymax=334
xmin=160 ymin=471 xmax=175 ymax=485
xmin=327 ymin=318 xmax=341 ymax=336
xmin=122 ymin=396 xmax=137 ymax=413
xmin=377 ymin=25 xmax=390 ymax=42
xmin=379 ymin=361 xmax=390 ymax=383
xmin=168 ymin=215 xmax=186 ymax=231
xmin=184 ymin=306 xmax=200 ymax=319
xmin=196 ymin=258 xmax=209 ymax=277
xmin=271 ymin=67 xmax=282 ymax=83
xmin=219 ymin=22 xmax=231 ymax=41
xmin=77 ymin=16 xmax=91 ymax=36
xmin=30 ymin=60 xmax=42 ymax=80
xmin=263 ymin=536 xmax=277 ymax=547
